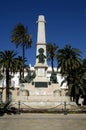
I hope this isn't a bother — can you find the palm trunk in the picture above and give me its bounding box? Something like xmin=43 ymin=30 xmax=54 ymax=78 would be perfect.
xmin=6 ymin=68 xmax=10 ymax=103
xmin=19 ymin=69 xmax=22 ymax=82
xmin=51 ymin=57 xmax=54 ymax=71
xmin=76 ymin=95 xmax=79 ymax=105
xmin=22 ymin=45 xmax=25 ymax=79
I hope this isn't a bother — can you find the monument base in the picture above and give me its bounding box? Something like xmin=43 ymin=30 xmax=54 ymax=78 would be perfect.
xmin=10 ymin=83 xmax=77 ymax=110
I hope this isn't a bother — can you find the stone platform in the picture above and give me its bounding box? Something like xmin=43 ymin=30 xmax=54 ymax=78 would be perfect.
xmin=10 ymin=82 xmax=77 ymax=110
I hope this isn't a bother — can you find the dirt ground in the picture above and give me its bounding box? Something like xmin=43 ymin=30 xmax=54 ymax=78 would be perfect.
xmin=0 ymin=113 xmax=86 ymax=130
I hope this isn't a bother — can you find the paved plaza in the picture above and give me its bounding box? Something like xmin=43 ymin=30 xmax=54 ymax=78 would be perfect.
xmin=0 ymin=113 xmax=86 ymax=130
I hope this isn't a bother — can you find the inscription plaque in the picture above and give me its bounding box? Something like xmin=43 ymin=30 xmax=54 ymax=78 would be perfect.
xmin=35 ymin=82 xmax=48 ymax=87
xmin=38 ymin=68 xmax=45 ymax=76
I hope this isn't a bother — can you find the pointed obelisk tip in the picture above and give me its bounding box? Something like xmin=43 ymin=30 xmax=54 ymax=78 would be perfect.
xmin=38 ymin=15 xmax=45 ymax=22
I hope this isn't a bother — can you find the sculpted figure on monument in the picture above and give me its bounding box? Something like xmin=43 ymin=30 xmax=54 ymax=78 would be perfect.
xmin=36 ymin=48 xmax=46 ymax=63
xmin=24 ymin=71 xmax=36 ymax=83
xmin=50 ymin=71 xmax=57 ymax=83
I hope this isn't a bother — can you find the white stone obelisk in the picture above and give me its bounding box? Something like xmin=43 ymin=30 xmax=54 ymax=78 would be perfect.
xmin=35 ymin=15 xmax=47 ymax=66
xmin=37 ymin=15 xmax=46 ymax=44
xmin=34 ymin=15 xmax=48 ymax=83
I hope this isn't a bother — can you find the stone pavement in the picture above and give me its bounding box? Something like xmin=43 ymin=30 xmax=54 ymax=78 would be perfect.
xmin=0 ymin=113 xmax=86 ymax=130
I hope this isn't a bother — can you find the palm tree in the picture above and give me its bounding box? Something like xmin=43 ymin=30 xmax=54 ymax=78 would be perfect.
xmin=0 ymin=50 xmax=20 ymax=103
xmin=11 ymin=23 xmax=32 ymax=78
xmin=81 ymin=59 xmax=86 ymax=105
xmin=0 ymin=65 xmax=3 ymax=80
xmin=68 ymin=68 xmax=85 ymax=104
xmin=14 ymin=56 xmax=24 ymax=82
xmin=56 ymin=44 xmax=82 ymax=76
xmin=15 ymin=56 xmax=31 ymax=83
xmin=56 ymin=44 xmax=82 ymax=103
xmin=46 ymin=43 xmax=58 ymax=71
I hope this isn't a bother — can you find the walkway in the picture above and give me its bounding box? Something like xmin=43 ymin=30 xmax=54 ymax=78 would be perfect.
xmin=0 ymin=113 xmax=86 ymax=130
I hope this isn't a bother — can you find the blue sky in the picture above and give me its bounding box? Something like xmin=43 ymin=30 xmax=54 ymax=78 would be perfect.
xmin=0 ymin=0 xmax=86 ymax=67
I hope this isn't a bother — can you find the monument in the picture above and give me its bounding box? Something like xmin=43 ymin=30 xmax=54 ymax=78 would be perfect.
xmin=10 ymin=15 xmax=74 ymax=110
xmin=34 ymin=15 xmax=49 ymax=88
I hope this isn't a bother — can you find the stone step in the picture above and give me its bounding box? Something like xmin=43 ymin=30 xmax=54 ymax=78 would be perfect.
xmin=14 ymin=95 xmax=70 ymax=102
xmin=11 ymin=100 xmax=77 ymax=109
